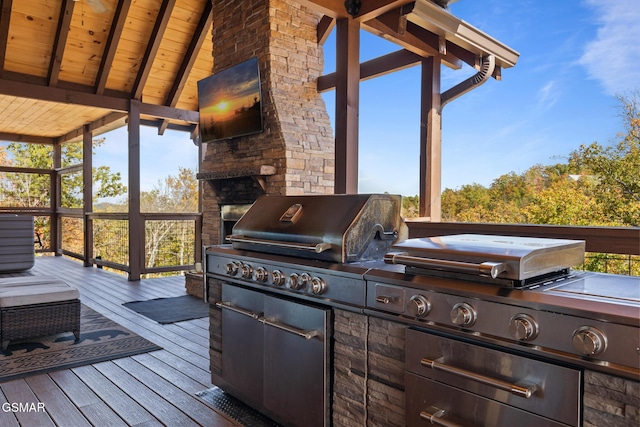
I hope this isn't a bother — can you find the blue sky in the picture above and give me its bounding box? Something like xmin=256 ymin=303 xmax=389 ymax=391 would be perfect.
xmin=92 ymin=0 xmax=639 ymax=199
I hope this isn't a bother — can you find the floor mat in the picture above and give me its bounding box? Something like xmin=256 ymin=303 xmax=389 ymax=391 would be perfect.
xmin=196 ymin=387 xmax=282 ymax=427
xmin=0 ymin=305 xmax=161 ymax=382
xmin=123 ymin=294 xmax=209 ymax=324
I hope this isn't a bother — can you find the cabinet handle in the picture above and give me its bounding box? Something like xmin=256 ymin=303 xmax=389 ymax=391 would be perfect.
xmin=215 ymin=301 xmax=261 ymax=319
xmin=420 ymin=357 xmax=538 ymax=398
xmin=260 ymin=317 xmax=319 ymax=340
xmin=419 ymin=406 xmax=461 ymax=427
xmin=384 ymin=253 xmax=507 ymax=279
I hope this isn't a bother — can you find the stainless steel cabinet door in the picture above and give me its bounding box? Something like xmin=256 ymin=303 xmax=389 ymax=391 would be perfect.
xmin=221 ymin=284 xmax=265 ymax=407
xmin=263 ymin=295 xmax=331 ymax=427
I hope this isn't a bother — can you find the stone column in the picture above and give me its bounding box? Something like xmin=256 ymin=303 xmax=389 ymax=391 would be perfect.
xmin=200 ymin=0 xmax=335 ymax=246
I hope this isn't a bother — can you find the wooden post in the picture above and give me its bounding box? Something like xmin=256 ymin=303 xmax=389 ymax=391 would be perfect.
xmin=82 ymin=124 xmax=93 ymax=267
xmin=334 ymin=18 xmax=360 ymax=194
xmin=52 ymin=141 xmax=61 ymax=255
xmin=128 ymin=100 xmax=142 ymax=280
xmin=420 ymin=56 xmax=442 ymax=221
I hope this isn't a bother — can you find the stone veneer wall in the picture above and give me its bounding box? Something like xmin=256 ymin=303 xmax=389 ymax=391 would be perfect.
xmin=333 ymin=309 xmax=406 ymax=426
xmin=584 ymin=370 xmax=639 ymax=426
xmin=200 ymin=0 xmax=334 ymax=246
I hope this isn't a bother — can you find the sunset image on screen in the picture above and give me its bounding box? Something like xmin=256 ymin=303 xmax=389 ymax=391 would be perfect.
xmin=197 ymin=58 xmax=263 ymax=142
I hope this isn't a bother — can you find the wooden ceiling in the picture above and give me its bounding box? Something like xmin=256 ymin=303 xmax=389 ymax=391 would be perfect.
xmin=0 ymin=0 xmax=213 ymax=144
xmin=0 ymin=0 xmax=517 ymax=146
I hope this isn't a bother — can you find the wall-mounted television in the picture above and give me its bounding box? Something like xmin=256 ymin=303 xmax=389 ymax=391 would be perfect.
xmin=197 ymin=57 xmax=263 ymax=143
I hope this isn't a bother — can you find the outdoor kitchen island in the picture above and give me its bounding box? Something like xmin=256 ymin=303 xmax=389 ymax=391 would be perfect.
xmin=204 ymin=196 xmax=639 ymax=427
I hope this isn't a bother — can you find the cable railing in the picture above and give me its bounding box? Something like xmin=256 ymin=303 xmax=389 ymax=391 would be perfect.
xmin=85 ymin=212 xmax=202 ymax=276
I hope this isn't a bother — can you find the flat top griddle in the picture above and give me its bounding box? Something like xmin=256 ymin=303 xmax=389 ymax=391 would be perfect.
xmin=386 ymin=234 xmax=586 ymax=282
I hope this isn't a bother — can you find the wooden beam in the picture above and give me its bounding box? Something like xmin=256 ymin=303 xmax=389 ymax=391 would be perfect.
xmin=82 ymin=125 xmax=93 ymax=267
xmin=139 ymin=103 xmax=199 ymax=123
xmin=140 ymin=119 xmax=196 ymax=134
xmin=364 ymin=9 xmax=461 ymax=70
xmin=352 ymin=0 xmax=413 ymax=22
xmin=0 ymin=77 xmax=129 ymax=111
xmin=405 ymin=21 xmax=476 ymax=69
xmin=158 ymin=0 xmax=212 ymax=132
xmin=296 ymin=0 xmax=347 ymax=19
xmin=128 ymin=99 xmax=142 ymax=281
xmin=0 ymin=0 xmax=12 ymax=78
xmin=420 ymin=56 xmax=442 ymax=220
xmin=317 ymin=15 xmax=335 ymax=44
xmin=300 ymin=0 xmax=413 ymax=20
xmin=0 ymin=78 xmax=198 ymax=122
xmin=56 ymin=112 xmax=128 ymax=144
xmin=334 ymin=18 xmax=360 ymax=194
xmin=95 ymin=0 xmax=131 ymax=95
xmin=0 ymin=132 xmax=55 ymax=144
xmin=132 ymin=0 xmax=176 ymax=100
xmin=318 ymin=48 xmax=421 ymax=92
xmin=49 ymin=0 xmax=75 ymax=87
xmin=52 ymin=142 xmax=62 ymax=255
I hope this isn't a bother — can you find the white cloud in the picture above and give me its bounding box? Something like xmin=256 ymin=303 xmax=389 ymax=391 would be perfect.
xmin=537 ymin=81 xmax=559 ymax=110
xmin=580 ymin=0 xmax=640 ymax=95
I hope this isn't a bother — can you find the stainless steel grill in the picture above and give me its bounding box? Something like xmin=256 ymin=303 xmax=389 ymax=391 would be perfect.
xmin=207 ymin=195 xmax=639 ymax=427
xmin=228 ymin=193 xmax=408 ymax=263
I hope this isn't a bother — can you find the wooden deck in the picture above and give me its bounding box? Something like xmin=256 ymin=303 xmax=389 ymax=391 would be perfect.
xmin=0 ymin=255 xmax=238 ymax=427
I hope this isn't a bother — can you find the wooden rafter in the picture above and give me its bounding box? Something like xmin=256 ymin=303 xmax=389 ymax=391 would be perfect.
xmin=95 ymin=0 xmax=132 ymax=95
xmin=49 ymin=0 xmax=75 ymax=87
xmin=56 ymin=112 xmax=127 ymax=144
xmin=318 ymin=48 xmax=422 ymax=92
xmin=352 ymin=0 xmax=413 ymax=22
xmin=0 ymin=0 xmax=11 ymax=78
xmin=158 ymin=0 xmax=213 ymax=134
xmin=364 ymin=9 xmax=461 ymax=69
xmin=317 ymin=15 xmax=335 ymax=44
xmin=132 ymin=0 xmax=176 ymax=100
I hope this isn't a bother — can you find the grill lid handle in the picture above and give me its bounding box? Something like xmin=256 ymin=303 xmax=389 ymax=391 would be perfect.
xmin=384 ymin=252 xmax=507 ymax=279
xmin=228 ymin=235 xmax=331 ymax=253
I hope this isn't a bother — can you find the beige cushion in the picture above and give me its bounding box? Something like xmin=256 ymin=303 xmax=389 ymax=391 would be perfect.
xmin=0 ymin=278 xmax=79 ymax=307
xmin=0 ymin=276 xmax=68 ymax=288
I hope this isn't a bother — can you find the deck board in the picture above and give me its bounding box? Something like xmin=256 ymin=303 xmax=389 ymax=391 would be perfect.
xmin=0 ymin=255 xmax=239 ymax=427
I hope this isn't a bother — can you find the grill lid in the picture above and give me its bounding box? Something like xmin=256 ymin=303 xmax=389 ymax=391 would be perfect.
xmin=229 ymin=194 xmax=408 ymax=263
xmin=384 ymin=234 xmax=585 ymax=282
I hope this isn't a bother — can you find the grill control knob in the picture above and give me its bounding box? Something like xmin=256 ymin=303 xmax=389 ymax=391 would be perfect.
xmin=225 ymin=262 xmax=239 ymax=276
xmin=288 ymin=273 xmax=302 ymax=290
xmin=299 ymin=273 xmax=311 ymax=289
xmin=311 ymin=277 xmax=326 ymax=295
xmin=450 ymin=303 xmax=476 ymax=327
xmin=240 ymin=264 xmax=253 ymax=279
xmin=572 ymin=326 xmax=607 ymax=356
xmin=509 ymin=314 xmax=539 ymax=341
xmin=272 ymin=270 xmax=285 ymax=286
xmin=407 ymin=295 xmax=431 ymax=318
xmin=253 ymin=267 xmax=268 ymax=282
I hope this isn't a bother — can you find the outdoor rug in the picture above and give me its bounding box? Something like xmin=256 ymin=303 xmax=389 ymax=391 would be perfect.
xmin=196 ymin=387 xmax=282 ymax=427
xmin=123 ymin=294 xmax=209 ymax=324
xmin=0 ymin=305 xmax=161 ymax=383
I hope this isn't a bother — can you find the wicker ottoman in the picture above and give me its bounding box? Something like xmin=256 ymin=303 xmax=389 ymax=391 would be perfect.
xmin=0 ymin=276 xmax=80 ymax=350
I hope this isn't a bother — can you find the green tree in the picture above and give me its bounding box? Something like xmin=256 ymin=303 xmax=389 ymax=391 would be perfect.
xmin=0 ymin=139 xmax=126 ymax=208
xmin=568 ymin=92 xmax=640 ymax=226
xmin=141 ymin=167 xmax=199 ymax=269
